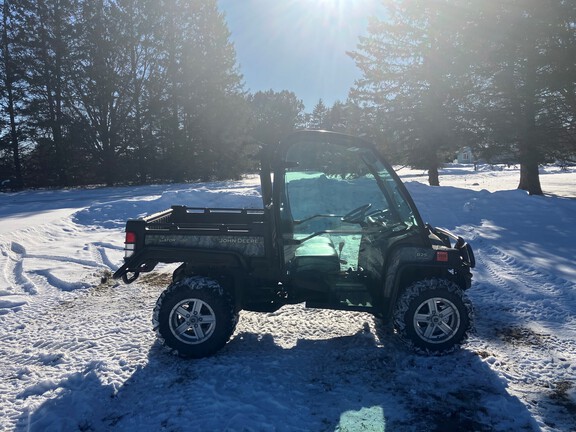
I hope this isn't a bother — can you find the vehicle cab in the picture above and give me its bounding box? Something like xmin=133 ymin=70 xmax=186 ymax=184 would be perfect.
xmin=260 ymin=130 xmax=456 ymax=316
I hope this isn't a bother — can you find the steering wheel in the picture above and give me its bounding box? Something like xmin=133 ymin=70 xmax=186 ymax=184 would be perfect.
xmin=366 ymin=208 xmax=391 ymax=222
xmin=341 ymin=203 xmax=372 ymax=224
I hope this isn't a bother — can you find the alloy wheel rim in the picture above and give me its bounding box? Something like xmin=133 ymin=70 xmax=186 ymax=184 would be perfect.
xmin=413 ymin=297 xmax=461 ymax=344
xmin=169 ymin=298 xmax=217 ymax=344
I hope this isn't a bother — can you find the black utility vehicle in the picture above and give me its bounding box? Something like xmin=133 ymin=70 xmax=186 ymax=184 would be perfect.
xmin=113 ymin=131 xmax=475 ymax=358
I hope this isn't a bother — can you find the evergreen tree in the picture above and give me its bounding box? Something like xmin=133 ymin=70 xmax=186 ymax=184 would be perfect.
xmin=349 ymin=0 xmax=476 ymax=186
xmin=325 ymin=101 xmax=347 ymax=133
xmin=552 ymin=1 xmax=576 ymax=162
xmin=153 ymin=0 xmax=245 ymax=181
xmin=114 ymin=0 xmax=160 ymax=184
xmin=19 ymin=0 xmax=80 ymax=186
xmin=248 ymin=89 xmax=305 ymax=145
xmin=470 ymin=0 xmax=576 ymax=194
xmin=183 ymin=0 xmax=246 ymax=180
xmin=308 ymin=99 xmax=329 ymax=130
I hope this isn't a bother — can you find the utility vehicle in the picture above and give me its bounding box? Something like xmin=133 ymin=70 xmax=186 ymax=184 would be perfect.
xmin=113 ymin=130 xmax=475 ymax=358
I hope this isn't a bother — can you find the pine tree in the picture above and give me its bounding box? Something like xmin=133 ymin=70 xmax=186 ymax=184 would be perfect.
xmin=349 ymin=0 xmax=476 ymax=186
xmin=154 ymin=0 xmax=245 ymax=181
xmin=114 ymin=0 xmax=160 ymax=184
xmin=183 ymin=0 xmax=246 ymax=180
xmin=308 ymin=99 xmax=329 ymax=130
xmin=471 ymin=0 xmax=576 ymax=194
xmin=325 ymin=101 xmax=347 ymax=133
xmin=248 ymin=89 xmax=305 ymax=145
xmin=19 ymin=0 xmax=80 ymax=186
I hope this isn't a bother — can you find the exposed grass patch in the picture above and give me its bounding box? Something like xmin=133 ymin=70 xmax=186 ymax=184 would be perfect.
xmin=496 ymin=326 xmax=549 ymax=347
xmin=139 ymin=271 xmax=173 ymax=289
xmin=550 ymin=380 xmax=576 ymax=415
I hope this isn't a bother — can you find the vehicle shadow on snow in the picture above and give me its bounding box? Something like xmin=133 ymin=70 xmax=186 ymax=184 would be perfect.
xmin=23 ymin=323 xmax=536 ymax=431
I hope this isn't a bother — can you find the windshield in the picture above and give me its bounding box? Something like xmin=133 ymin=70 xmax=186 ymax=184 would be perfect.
xmin=282 ymin=139 xmax=418 ymax=235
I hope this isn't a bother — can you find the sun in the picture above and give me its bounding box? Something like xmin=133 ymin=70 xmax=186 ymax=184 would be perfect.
xmin=310 ymin=0 xmax=348 ymax=14
xmin=294 ymin=0 xmax=381 ymax=22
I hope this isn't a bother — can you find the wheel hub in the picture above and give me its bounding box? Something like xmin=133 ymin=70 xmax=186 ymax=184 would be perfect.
xmin=413 ymin=297 xmax=461 ymax=344
xmin=169 ymin=298 xmax=216 ymax=345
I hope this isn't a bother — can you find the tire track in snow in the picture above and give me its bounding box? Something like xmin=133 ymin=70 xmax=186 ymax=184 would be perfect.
xmin=469 ymin=236 xmax=576 ymax=425
xmin=88 ymin=242 xmax=120 ymax=271
xmin=475 ymin=240 xmax=576 ymax=323
xmin=25 ymin=253 xmax=106 ymax=269
xmin=1 ymin=242 xmax=38 ymax=295
xmin=0 ymin=277 xmax=160 ymax=430
xmin=1 ymin=234 xmax=115 ymax=302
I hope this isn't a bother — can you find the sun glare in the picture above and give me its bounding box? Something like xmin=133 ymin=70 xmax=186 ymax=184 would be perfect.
xmin=303 ymin=0 xmax=354 ymax=15
xmin=316 ymin=0 xmax=346 ymax=8
xmin=292 ymin=0 xmax=382 ymax=28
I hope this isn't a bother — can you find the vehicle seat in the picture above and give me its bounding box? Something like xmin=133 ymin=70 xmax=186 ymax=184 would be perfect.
xmin=291 ymin=236 xmax=340 ymax=274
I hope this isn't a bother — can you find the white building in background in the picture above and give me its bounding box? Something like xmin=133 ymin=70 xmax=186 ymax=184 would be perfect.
xmin=456 ymin=147 xmax=474 ymax=164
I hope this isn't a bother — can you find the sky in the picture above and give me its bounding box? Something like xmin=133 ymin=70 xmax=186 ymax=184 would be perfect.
xmin=218 ymin=0 xmax=384 ymax=110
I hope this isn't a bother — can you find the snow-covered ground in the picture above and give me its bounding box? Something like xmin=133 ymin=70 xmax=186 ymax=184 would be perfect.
xmin=0 ymin=164 xmax=575 ymax=431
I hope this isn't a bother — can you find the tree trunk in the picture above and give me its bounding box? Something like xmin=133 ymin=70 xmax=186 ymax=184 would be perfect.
xmin=53 ymin=2 xmax=68 ymax=187
xmin=131 ymin=53 xmax=146 ymax=185
xmin=518 ymin=159 xmax=543 ymax=195
xmin=2 ymin=0 xmax=23 ymax=188
xmin=101 ymin=128 xmax=116 ymax=187
xmin=37 ymin=0 xmax=68 ymax=186
xmin=517 ymin=48 xmax=543 ymax=196
xmin=426 ymin=144 xmax=440 ymax=186
xmin=428 ymin=166 xmax=440 ymax=186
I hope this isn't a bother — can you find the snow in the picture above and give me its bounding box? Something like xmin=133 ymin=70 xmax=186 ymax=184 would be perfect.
xmin=1 ymin=164 xmax=575 ymax=431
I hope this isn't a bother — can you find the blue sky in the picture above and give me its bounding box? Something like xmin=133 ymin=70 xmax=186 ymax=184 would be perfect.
xmin=218 ymin=0 xmax=384 ymax=111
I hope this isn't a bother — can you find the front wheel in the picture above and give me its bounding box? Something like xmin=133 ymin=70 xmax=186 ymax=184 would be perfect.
xmin=152 ymin=276 xmax=238 ymax=358
xmin=393 ymin=278 xmax=473 ymax=354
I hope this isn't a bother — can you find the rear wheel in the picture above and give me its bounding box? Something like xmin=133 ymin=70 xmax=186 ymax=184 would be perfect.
xmin=394 ymin=278 xmax=472 ymax=354
xmin=153 ymin=276 xmax=238 ymax=358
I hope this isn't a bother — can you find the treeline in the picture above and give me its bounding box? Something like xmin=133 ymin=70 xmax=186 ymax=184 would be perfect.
xmin=0 ymin=0 xmax=255 ymax=188
xmin=1 ymin=0 xmax=575 ymax=195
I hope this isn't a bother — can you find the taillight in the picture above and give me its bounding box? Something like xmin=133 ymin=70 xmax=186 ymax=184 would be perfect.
xmin=125 ymin=231 xmax=136 ymax=243
xmin=124 ymin=231 xmax=136 ymax=258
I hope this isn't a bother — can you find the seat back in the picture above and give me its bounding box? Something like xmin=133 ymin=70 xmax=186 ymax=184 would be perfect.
xmin=291 ymin=236 xmax=340 ymax=274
